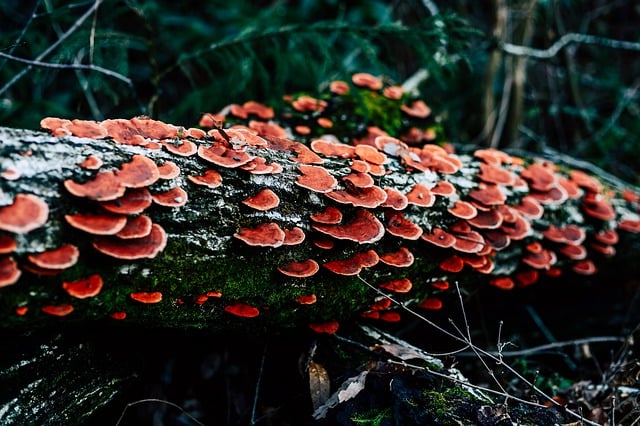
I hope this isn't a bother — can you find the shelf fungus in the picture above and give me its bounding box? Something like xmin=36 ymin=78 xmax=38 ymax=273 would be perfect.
xmin=1 ymin=72 xmax=639 ymax=333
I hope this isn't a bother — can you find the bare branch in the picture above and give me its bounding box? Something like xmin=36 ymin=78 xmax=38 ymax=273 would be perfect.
xmin=0 ymin=0 xmax=104 ymax=97
xmin=502 ymin=32 xmax=640 ymax=59
xmin=0 ymin=51 xmax=132 ymax=86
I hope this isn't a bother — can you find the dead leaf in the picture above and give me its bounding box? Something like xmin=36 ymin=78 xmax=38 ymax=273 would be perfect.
xmin=312 ymin=370 xmax=369 ymax=419
xmin=308 ymin=360 xmax=330 ymax=411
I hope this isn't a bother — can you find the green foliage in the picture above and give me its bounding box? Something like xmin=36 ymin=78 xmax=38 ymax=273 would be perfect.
xmin=0 ymin=0 xmax=473 ymax=131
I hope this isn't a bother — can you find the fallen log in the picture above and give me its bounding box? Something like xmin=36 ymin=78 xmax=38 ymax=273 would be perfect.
xmin=1 ymin=73 xmax=639 ymax=424
xmin=1 ymin=76 xmax=639 ymax=334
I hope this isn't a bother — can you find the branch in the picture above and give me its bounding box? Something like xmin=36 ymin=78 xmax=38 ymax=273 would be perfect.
xmin=0 ymin=52 xmax=133 ymax=86
xmin=0 ymin=0 xmax=104 ymax=97
xmin=501 ymin=32 xmax=640 ymax=59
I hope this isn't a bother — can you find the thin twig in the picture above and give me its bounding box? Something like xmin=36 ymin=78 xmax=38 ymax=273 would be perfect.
xmin=114 ymin=398 xmax=205 ymax=426
xmin=0 ymin=0 xmax=42 ymax=72
xmin=251 ymin=344 xmax=268 ymax=425
xmin=355 ymin=274 xmax=603 ymax=426
xmin=0 ymin=52 xmax=132 ymax=86
xmin=0 ymin=0 xmax=104 ymax=97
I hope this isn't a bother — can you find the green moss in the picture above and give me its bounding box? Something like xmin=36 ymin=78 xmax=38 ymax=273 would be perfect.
xmin=351 ymin=407 xmax=392 ymax=425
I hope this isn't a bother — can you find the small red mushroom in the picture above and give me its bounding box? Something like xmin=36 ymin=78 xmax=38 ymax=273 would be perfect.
xmin=439 ymin=255 xmax=465 ymax=273
xmin=41 ymin=304 xmax=74 ymax=317
xmin=78 ymin=155 xmax=103 ymax=170
xmin=0 ymin=193 xmax=49 ymax=234
xmin=110 ymin=311 xmax=127 ymax=320
xmin=385 ymin=211 xmax=423 ymax=240
xmin=295 ymin=294 xmax=317 ymax=305
xmin=351 ymin=72 xmax=382 ymax=90
xmin=406 ymin=183 xmax=435 ymax=207
xmin=419 ymin=297 xmax=443 ymax=310
xmin=422 ymin=228 xmax=456 ymax=248
xmin=225 ymin=302 xmax=260 ymax=318
xmin=323 ymin=250 xmax=379 ymax=275
xmin=308 ymin=321 xmax=340 ymax=334
xmin=130 ymin=291 xmax=163 ymax=304
xmin=379 ymin=277 xmax=412 ymax=293
xmin=489 ymin=277 xmax=515 ymax=290
xmin=283 ymin=227 xmax=306 ymax=245
xmin=62 ymin=274 xmax=103 ymax=299
xmin=448 ymin=201 xmax=478 ymax=220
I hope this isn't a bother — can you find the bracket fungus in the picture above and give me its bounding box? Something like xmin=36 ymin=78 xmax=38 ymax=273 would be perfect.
xmin=0 ymin=194 xmax=49 ymax=234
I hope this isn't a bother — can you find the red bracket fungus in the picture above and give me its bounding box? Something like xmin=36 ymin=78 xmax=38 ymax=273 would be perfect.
xmin=65 ymin=171 xmax=125 ymax=202
xmin=312 ymin=209 xmax=385 ymax=244
xmin=323 ymin=250 xmax=379 ymax=276
xmin=310 ymin=206 xmax=343 ymax=224
xmin=187 ymin=169 xmax=223 ymax=189
xmin=41 ymin=304 xmax=74 ymax=317
xmin=379 ymin=277 xmax=412 ymax=293
xmin=325 ymin=185 xmax=388 ymax=208
xmin=62 ymin=274 xmax=103 ymax=299
xmin=234 ymin=222 xmax=286 ymax=247
xmin=224 ymin=302 xmax=260 ymax=318
xmin=277 ymin=259 xmax=320 ymax=278
xmin=27 ymin=244 xmax=79 ymax=270
xmin=198 ymin=143 xmax=254 ymax=168
xmin=130 ymin=291 xmax=163 ymax=304
xmin=295 ymin=165 xmax=338 ymax=193
xmin=242 ymin=189 xmax=280 ymax=211
xmin=0 ymin=257 xmax=21 ymax=287
xmin=384 ymin=211 xmax=423 ymax=240
xmin=406 ymin=183 xmax=435 ymax=208
xmin=0 ymin=193 xmax=49 ymax=234
xmin=115 ymin=215 xmax=153 ymax=239
xmin=282 ymin=227 xmax=306 ymax=245
xmin=157 ymin=161 xmax=180 ymax=180
xmin=419 ymin=297 xmax=443 ymax=310
xmin=65 ymin=213 xmax=128 ymax=235
xmin=0 ymin=235 xmax=17 ymax=254
xmin=308 ymin=320 xmax=340 ymax=334
xmin=294 ymin=294 xmax=317 ymax=305
xmin=379 ymin=246 xmax=414 ymax=267
xmin=152 ymin=187 xmax=188 ymax=208
xmin=101 ymin=188 xmax=153 ymax=215
xmin=93 ymin=223 xmax=167 ymax=259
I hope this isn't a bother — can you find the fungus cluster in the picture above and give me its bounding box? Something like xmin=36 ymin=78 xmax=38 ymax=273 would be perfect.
xmin=2 ymin=72 xmax=639 ymax=331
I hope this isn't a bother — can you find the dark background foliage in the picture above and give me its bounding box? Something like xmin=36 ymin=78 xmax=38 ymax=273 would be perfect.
xmin=2 ymin=0 xmax=639 ymax=183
